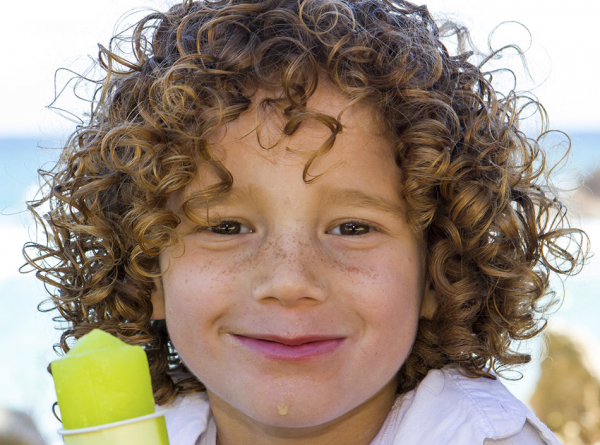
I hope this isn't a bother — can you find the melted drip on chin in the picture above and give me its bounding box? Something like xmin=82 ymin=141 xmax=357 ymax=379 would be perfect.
xmin=277 ymin=402 xmax=290 ymax=416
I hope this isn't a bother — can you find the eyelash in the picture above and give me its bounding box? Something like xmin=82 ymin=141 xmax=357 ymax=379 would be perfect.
xmin=203 ymin=220 xmax=378 ymax=236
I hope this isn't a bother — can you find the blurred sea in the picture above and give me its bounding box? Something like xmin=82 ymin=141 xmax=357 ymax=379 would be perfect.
xmin=0 ymin=138 xmax=64 ymax=444
xmin=1 ymin=134 xmax=599 ymax=444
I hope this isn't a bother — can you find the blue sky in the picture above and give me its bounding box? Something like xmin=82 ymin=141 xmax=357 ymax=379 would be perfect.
xmin=0 ymin=0 xmax=599 ymax=137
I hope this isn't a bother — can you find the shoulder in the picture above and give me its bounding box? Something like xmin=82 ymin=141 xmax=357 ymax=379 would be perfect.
xmin=382 ymin=367 xmax=561 ymax=445
xmin=162 ymin=391 xmax=212 ymax=445
xmin=484 ymin=421 xmax=553 ymax=444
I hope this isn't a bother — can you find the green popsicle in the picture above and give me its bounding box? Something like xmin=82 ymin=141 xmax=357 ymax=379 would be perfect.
xmin=51 ymin=329 xmax=157 ymax=430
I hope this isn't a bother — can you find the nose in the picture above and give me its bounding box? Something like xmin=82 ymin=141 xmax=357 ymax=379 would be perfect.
xmin=251 ymin=232 xmax=329 ymax=307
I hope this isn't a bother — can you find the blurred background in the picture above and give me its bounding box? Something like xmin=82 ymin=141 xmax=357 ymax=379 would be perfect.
xmin=1 ymin=1 xmax=598 ymax=444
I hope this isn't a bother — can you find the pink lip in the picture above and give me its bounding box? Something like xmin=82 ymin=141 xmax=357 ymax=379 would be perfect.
xmin=232 ymin=334 xmax=345 ymax=361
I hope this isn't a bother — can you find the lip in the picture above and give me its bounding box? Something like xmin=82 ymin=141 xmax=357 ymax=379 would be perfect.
xmin=232 ymin=334 xmax=345 ymax=361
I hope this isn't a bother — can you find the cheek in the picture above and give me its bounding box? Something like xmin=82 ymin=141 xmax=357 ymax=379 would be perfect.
xmin=161 ymin=250 xmax=244 ymax=336
xmin=342 ymin=252 xmax=423 ymax=351
xmin=338 ymin=247 xmax=424 ymax=308
xmin=360 ymin=273 xmax=421 ymax=339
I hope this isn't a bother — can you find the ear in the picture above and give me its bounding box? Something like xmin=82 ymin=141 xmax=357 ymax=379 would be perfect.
xmin=150 ymin=276 xmax=166 ymax=320
xmin=419 ymin=277 xmax=437 ymax=319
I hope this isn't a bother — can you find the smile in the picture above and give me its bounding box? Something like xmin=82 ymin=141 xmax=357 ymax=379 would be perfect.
xmin=231 ymin=334 xmax=345 ymax=361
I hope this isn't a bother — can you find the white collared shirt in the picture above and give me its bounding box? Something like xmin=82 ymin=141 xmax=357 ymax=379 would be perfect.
xmin=163 ymin=367 xmax=560 ymax=444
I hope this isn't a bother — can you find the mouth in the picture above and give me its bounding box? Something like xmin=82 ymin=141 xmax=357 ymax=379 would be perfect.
xmin=231 ymin=334 xmax=345 ymax=360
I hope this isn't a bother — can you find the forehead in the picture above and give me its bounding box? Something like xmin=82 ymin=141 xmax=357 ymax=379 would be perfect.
xmin=207 ymin=80 xmax=393 ymax=163
xmin=169 ymin=80 xmax=403 ymax=214
xmin=166 ymin=80 xmax=423 ymax=244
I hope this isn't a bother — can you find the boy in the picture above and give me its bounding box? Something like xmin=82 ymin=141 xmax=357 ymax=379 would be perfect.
xmin=27 ymin=0 xmax=585 ymax=443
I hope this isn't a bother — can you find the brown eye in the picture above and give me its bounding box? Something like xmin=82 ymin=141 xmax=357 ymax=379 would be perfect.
xmin=331 ymin=222 xmax=371 ymax=236
xmin=208 ymin=221 xmax=251 ymax=235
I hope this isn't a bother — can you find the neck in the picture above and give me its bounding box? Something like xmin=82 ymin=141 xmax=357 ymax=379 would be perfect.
xmin=210 ymin=381 xmax=397 ymax=445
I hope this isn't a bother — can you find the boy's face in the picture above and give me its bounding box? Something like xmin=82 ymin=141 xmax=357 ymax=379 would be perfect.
xmin=153 ymin=83 xmax=435 ymax=434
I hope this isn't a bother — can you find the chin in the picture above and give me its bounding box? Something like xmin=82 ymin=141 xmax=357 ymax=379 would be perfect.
xmin=210 ymin=376 xmax=388 ymax=431
xmin=209 ymin=382 xmax=358 ymax=428
xmin=245 ymin=401 xmax=347 ymax=429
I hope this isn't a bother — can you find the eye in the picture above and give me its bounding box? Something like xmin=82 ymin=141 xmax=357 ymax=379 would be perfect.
xmin=208 ymin=221 xmax=252 ymax=235
xmin=329 ymin=221 xmax=372 ymax=236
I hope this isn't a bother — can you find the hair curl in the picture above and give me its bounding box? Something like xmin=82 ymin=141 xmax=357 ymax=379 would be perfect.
xmin=25 ymin=0 xmax=587 ymax=405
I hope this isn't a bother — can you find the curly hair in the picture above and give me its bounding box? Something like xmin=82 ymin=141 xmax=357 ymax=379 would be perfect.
xmin=25 ymin=0 xmax=587 ymax=405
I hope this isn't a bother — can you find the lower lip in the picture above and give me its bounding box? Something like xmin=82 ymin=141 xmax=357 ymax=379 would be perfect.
xmin=232 ymin=335 xmax=345 ymax=361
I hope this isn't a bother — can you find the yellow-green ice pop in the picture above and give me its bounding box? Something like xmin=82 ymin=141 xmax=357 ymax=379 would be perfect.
xmin=51 ymin=330 xmax=169 ymax=445
xmin=51 ymin=329 xmax=156 ymax=429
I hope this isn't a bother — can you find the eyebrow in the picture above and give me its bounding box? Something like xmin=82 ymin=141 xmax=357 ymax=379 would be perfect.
xmin=206 ymin=186 xmax=262 ymax=207
xmin=179 ymin=185 xmax=406 ymax=219
xmin=178 ymin=185 xmax=263 ymax=215
xmin=319 ymin=188 xmax=406 ymax=219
